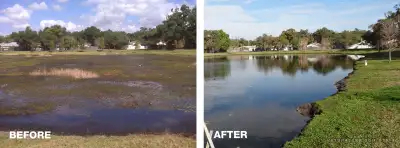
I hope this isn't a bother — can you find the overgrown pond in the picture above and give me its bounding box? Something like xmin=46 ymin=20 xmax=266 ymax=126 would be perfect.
xmin=205 ymin=54 xmax=354 ymax=147
xmin=0 ymin=54 xmax=196 ymax=136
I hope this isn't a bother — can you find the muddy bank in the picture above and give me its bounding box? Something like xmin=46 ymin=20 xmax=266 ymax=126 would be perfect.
xmin=296 ymin=72 xmax=352 ymax=117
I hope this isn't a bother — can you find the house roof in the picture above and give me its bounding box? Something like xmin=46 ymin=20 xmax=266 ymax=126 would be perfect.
xmin=0 ymin=42 xmax=18 ymax=47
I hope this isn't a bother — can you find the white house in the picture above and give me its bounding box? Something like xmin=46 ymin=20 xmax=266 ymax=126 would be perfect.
xmin=282 ymin=46 xmax=290 ymax=51
xmin=242 ymin=46 xmax=256 ymax=52
xmin=348 ymin=40 xmax=374 ymax=49
xmin=84 ymin=43 xmax=91 ymax=48
xmin=0 ymin=42 xmax=18 ymax=51
xmin=127 ymin=41 xmax=146 ymax=50
xmin=307 ymin=43 xmax=321 ymax=49
xmin=156 ymin=41 xmax=166 ymax=46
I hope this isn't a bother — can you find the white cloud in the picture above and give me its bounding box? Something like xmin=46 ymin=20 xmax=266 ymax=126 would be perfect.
xmin=58 ymin=0 xmax=69 ymax=3
xmin=81 ymin=0 xmax=180 ymax=31
xmin=12 ymin=23 xmax=30 ymax=29
xmin=28 ymin=2 xmax=48 ymax=10
xmin=40 ymin=20 xmax=84 ymax=31
xmin=0 ymin=4 xmax=31 ymax=30
xmin=0 ymin=16 xmax=11 ymax=23
xmin=3 ymin=4 xmax=31 ymax=21
xmin=53 ymin=5 xmax=62 ymax=11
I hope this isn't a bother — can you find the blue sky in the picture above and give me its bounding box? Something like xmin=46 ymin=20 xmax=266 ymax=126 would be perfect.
xmin=0 ymin=0 xmax=195 ymax=35
xmin=205 ymin=0 xmax=399 ymax=39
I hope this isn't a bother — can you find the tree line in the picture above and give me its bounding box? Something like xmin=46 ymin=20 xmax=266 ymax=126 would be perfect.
xmin=205 ymin=4 xmax=400 ymax=53
xmin=0 ymin=4 xmax=196 ymax=51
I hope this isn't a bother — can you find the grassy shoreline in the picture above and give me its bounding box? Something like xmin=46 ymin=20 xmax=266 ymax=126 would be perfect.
xmin=205 ymin=49 xmax=388 ymax=57
xmin=0 ymin=49 xmax=196 ymax=56
xmin=285 ymin=57 xmax=400 ymax=147
xmin=0 ymin=132 xmax=196 ymax=148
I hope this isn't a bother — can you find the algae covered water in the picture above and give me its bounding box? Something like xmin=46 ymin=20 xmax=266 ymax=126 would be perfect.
xmin=0 ymin=55 xmax=196 ymax=136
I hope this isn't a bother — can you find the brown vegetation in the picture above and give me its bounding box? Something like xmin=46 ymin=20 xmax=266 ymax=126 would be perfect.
xmin=29 ymin=68 xmax=99 ymax=79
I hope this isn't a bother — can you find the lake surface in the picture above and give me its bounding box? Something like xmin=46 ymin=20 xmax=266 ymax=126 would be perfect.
xmin=0 ymin=54 xmax=196 ymax=136
xmin=205 ymin=54 xmax=354 ymax=147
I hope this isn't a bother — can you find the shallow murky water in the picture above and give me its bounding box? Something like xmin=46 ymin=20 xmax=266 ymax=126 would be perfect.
xmin=0 ymin=55 xmax=196 ymax=135
xmin=205 ymin=55 xmax=354 ymax=148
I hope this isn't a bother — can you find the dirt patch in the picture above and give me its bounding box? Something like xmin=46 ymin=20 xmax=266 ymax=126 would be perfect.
xmin=98 ymin=81 xmax=163 ymax=90
xmin=296 ymin=103 xmax=322 ymax=117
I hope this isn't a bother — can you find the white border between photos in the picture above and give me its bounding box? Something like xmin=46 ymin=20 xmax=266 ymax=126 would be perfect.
xmin=196 ymin=0 xmax=204 ymax=147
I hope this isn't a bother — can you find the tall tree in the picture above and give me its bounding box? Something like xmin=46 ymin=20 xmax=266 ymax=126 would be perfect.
xmin=9 ymin=27 xmax=39 ymax=51
xmin=96 ymin=37 xmax=105 ymax=49
xmin=381 ymin=18 xmax=399 ymax=62
xmin=204 ymin=30 xmax=230 ymax=53
xmin=298 ymin=29 xmax=310 ymax=50
xmin=83 ymin=26 xmax=101 ymax=46
xmin=60 ymin=36 xmax=77 ymax=50
xmin=0 ymin=35 xmax=4 ymax=43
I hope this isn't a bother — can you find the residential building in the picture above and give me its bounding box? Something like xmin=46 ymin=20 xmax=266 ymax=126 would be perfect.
xmin=0 ymin=42 xmax=18 ymax=51
xmin=306 ymin=43 xmax=321 ymax=50
xmin=127 ymin=41 xmax=147 ymax=50
xmin=242 ymin=46 xmax=256 ymax=52
xmin=347 ymin=40 xmax=374 ymax=49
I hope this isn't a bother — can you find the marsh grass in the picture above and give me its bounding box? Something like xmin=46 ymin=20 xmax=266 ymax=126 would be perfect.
xmin=29 ymin=68 xmax=99 ymax=79
xmin=0 ymin=102 xmax=55 ymax=116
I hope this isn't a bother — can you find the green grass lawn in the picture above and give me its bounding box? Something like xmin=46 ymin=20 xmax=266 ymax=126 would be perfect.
xmin=205 ymin=49 xmax=389 ymax=57
xmin=0 ymin=132 xmax=195 ymax=148
xmin=0 ymin=49 xmax=196 ymax=56
xmin=285 ymin=59 xmax=400 ymax=148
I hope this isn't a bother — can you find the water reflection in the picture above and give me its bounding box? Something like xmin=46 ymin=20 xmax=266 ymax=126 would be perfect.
xmin=205 ymin=57 xmax=231 ymax=81
xmin=204 ymin=54 xmax=353 ymax=148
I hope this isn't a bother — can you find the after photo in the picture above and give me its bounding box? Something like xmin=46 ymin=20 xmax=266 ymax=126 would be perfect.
xmin=204 ymin=0 xmax=400 ymax=147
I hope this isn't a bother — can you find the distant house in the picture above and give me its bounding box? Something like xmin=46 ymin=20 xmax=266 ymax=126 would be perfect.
xmin=282 ymin=46 xmax=290 ymax=51
xmin=281 ymin=45 xmax=295 ymax=51
xmin=242 ymin=46 xmax=256 ymax=52
xmin=84 ymin=43 xmax=91 ymax=48
xmin=156 ymin=41 xmax=167 ymax=49
xmin=127 ymin=41 xmax=146 ymax=50
xmin=0 ymin=42 xmax=18 ymax=51
xmin=156 ymin=41 xmax=166 ymax=46
xmin=306 ymin=43 xmax=321 ymax=50
xmin=347 ymin=40 xmax=374 ymax=49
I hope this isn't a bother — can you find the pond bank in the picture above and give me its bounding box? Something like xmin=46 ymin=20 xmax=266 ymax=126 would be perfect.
xmin=205 ymin=49 xmax=386 ymax=57
xmin=285 ymin=59 xmax=400 ymax=147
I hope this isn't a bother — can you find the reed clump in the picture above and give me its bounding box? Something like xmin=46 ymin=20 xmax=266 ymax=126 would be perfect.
xmin=30 ymin=68 xmax=99 ymax=79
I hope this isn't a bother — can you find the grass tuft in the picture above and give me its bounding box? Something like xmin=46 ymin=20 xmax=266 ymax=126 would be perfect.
xmin=29 ymin=68 xmax=99 ymax=79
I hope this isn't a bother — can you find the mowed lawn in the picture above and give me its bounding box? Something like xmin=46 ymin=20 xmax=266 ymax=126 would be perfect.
xmin=0 ymin=132 xmax=195 ymax=148
xmin=285 ymin=58 xmax=400 ymax=147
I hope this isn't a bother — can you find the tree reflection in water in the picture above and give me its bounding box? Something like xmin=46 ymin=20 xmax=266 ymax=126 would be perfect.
xmin=205 ymin=54 xmax=354 ymax=79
